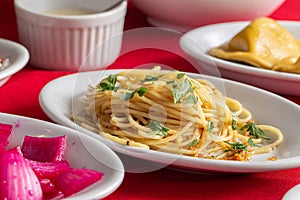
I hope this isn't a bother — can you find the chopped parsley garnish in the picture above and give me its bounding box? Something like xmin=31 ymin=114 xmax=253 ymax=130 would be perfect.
xmin=171 ymin=78 xmax=196 ymax=103
xmin=207 ymin=121 xmax=214 ymax=132
xmin=224 ymin=141 xmax=247 ymax=152
xmin=137 ymin=87 xmax=147 ymax=97
xmin=146 ymin=120 xmax=169 ymax=136
xmin=232 ymin=119 xmax=237 ymax=130
xmin=119 ymin=87 xmax=147 ymax=101
xmin=143 ymin=75 xmax=159 ymax=82
xmin=185 ymin=94 xmax=198 ymax=104
xmin=177 ymin=72 xmax=185 ymax=79
xmin=166 ymin=80 xmax=176 ymax=85
xmin=231 ymin=112 xmax=238 ymax=130
xmin=113 ymin=86 xmax=119 ymax=92
xmin=98 ymin=74 xmax=118 ymax=92
xmin=241 ymin=123 xmax=270 ymax=140
xmin=119 ymin=91 xmax=136 ymax=101
xmin=247 ymin=138 xmax=260 ymax=147
xmin=190 ymin=139 xmax=198 ymax=147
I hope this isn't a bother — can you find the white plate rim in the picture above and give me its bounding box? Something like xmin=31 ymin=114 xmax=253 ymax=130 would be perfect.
xmin=39 ymin=69 xmax=300 ymax=174
xmin=0 ymin=38 xmax=29 ymax=83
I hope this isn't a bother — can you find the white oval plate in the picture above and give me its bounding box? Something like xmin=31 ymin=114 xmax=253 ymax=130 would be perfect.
xmin=0 ymin=112 xmax=124 ymax=199
xmin=0 ymin=38 xmax=29 ymax=87
xmin=39 ymin=69 xmax=300 ymax=173
xmin=180 ymin=20 xmax=300 ymax=96
xmin=283 ymin=183 xmax=300 ymax=200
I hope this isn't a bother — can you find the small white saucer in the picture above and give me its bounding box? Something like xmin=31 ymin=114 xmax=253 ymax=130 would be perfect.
xmin=0 ymin=38 xmax=29 ymax=87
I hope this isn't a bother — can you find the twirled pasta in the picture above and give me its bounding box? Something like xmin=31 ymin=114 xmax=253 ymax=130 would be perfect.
xmin=72 ymin=67 xmax=283 ymax=161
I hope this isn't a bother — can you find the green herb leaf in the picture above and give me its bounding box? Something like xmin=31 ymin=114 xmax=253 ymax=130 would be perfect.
xmin=113 ymin=86 xmax=120 ymax=92
xmin=207 ymin=121 xmax=214 ymax=132
xmin=232 ymin=119 xmax=237 ymax=130
xmin=119 ymin=91 xmax=136 ymax=100
xmin=232 ymin=112 xmax=238 ymax=130
xmin=190 ymin=139 xmax=198 ymax=147
xmin=224 ymin=141 xmax=248 ymax=151
xmin=146 ymin=120 xmax=169 ymax=136
xmin=143 ymin=75 xmax=159 ymax=82
xmin=119 ymin=87 xmax=147 ymax=100
xmin=166 ymin=80 xmax=176 ymax=85
xmin=184 ymin=94 xmax=198 ymax=104
xmin=171 ymin=78 xmax=194 ymax=103
xmin=177 ymin=72 xmax=185 ymax=79
xmin=247 ymin=138 xmax=260 ymax=147
xmin=98 ymin=74 xmax=118 ymax=92
xmin=241 ymin=123 xmax=270 ymax=140
xmin=137 ymin=87 xmax=147 ymax=97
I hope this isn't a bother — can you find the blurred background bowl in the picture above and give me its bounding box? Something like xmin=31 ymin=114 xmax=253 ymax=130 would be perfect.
xmin=131 ymin=0 xmax=286 ymax=32
xmin=179 ymin=20 xmax=300 ymax=96
xmin=14 ymin=0 xmax=127 ymax=71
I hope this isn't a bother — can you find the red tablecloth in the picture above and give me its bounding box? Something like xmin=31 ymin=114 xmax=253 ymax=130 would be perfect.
xmin=1 ymin=0 xmax=300 ymax=199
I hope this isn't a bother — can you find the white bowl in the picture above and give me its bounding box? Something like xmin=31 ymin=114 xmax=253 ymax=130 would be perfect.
xmin=180 ymin=20 xmax=300 ymax=96
xmin=14 ymin=0 xmax=127 ymax=71
xmin=0 ymin=38 xmax=29 ymax=87
xmin=283 ymin=183 xmax=300 ymax=200
xmin=131 ymin=0 xmax=286 ymax=32
xmin=1 ymin=112 xmax=124 ymax=199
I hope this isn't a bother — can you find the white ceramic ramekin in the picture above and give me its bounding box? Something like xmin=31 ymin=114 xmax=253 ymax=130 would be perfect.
xmin=14 ymin=0 xmax=127 ymax=71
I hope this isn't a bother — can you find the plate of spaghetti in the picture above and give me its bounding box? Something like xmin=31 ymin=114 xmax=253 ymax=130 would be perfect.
xmin=39 ymin=67 xmax=300 ymax=173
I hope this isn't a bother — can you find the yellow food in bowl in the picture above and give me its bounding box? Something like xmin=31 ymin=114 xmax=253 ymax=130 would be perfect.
xmin=208 ymin=17 xmax=300 ymax=73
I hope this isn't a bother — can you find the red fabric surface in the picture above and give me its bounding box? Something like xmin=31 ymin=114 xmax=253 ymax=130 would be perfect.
xmin=1 ymin=0 xmax=300 ymax=199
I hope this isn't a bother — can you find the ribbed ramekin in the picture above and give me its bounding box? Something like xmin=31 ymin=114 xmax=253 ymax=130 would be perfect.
xmin=14 ymin=0 xmax=127 ymax=71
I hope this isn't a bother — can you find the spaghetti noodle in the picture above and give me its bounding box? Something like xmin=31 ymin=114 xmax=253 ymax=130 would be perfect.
xmin=73 ymin=67 xmax=283 ymax=161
